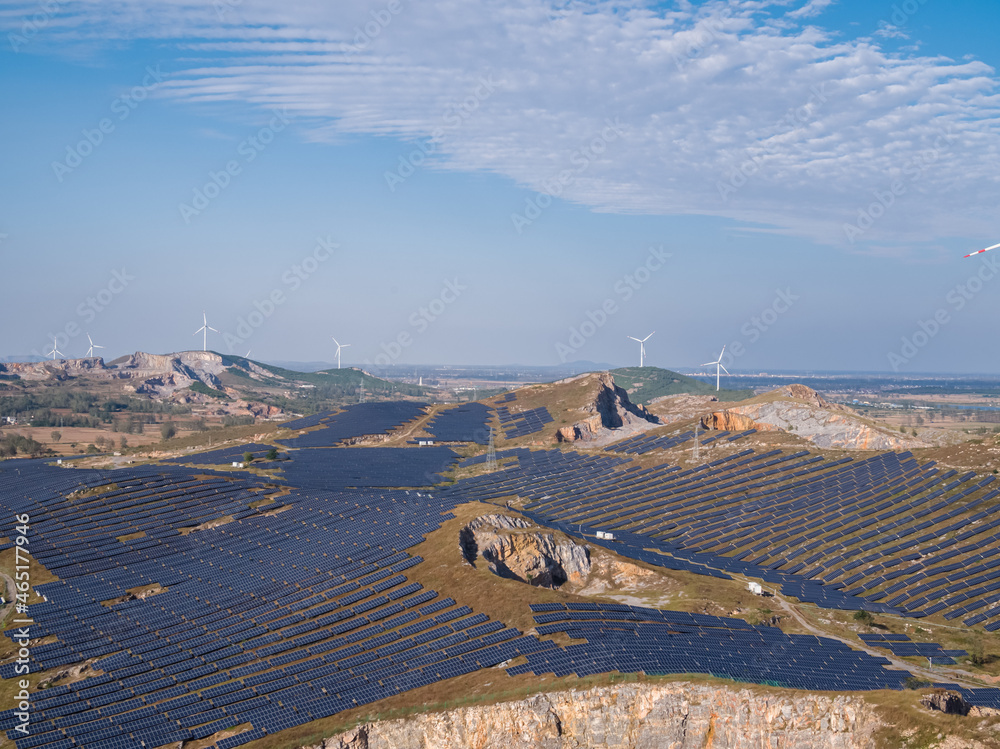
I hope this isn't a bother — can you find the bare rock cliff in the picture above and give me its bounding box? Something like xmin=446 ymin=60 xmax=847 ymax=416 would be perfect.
xmin=558 ymin=373 xmax=658 ymax=443
xmin=460 ymin=515 xmax=591 ymax=588
xmin=701 ymin=385 xmax=925 ymax=450
xmin=309 ymin=683 xmax=882 ymax=749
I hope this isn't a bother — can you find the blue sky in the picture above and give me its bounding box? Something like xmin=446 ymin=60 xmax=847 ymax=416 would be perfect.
xmin=2 ymin=0 xmax=1000 ymax=374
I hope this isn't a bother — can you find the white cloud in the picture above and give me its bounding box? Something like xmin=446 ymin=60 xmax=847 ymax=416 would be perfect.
xmin=5 ymin=0 xmax=1000 ymax=249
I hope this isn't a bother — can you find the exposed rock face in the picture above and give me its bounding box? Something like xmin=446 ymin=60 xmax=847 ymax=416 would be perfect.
xmin=3 ymin=357 xmax=108 ymax=381
xmin=558 ymin=373 xmax=658 ymax=443
xmin=460 ymin=515 xmax=590 ymax=588
xmin=920 ymin=690 xmax=968 ymax=715
xmin=701 ymin=385 xmax=925 ymax=450
xmin=112 ymin=351 xmax=228 ymax=393
xmin=310 ymin=683 xmax=883 ymax=749
xmin=702 ymin=410 xmax=775 ymax=433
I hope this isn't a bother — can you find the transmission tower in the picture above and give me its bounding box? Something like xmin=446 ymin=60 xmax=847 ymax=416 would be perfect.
xmin=486 ymin=426 xmax=497 ymax=472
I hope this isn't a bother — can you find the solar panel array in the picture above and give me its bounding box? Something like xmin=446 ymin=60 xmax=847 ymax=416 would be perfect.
xmin=607 ymin=429 xmax=756 ymax=454
xmin=443 ymin=445 xmax=1000 ymax=625
xmin=276 ymin=447 xmax=459 ymax=490
xmin=279 ymin=403 xmax=429 ymax=448
xmin=423 ymin=404 xmax=494 ymax=444
xmin=163 ymin=444 xmax=280 ymax=466
xmin=511 ymin=602 xmax=910 ymax=691
xmin=495 ymin=406 xmax=554 ymax=439
xmin=858 ymin=633 xmax=967 ymax=664
xmin=0 ymin=461 xmax=539 ymax=749
xmin=9 ymin=417 xmax=1000 ymax=747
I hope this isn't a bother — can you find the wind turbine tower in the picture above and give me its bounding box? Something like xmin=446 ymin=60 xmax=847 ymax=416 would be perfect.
xmin=46 ymin=337 xmax=64 ymax=361
xmin=626 ymin=332 xmax=655 ymax=367
xmin=332 ymin=337 xmax=351 ymax=369
xmin=702 ymin=345 xmax=730 ymax=391
xmin=193 ymin=312 xmax=218 ymax=352
xmin=86 ymin=334 xmax=105 ymax=358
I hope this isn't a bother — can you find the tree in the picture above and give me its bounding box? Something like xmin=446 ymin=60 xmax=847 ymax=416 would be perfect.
xmin=119 ymin=436 xmax=128 ymax=450
xmin=50 ymin=430 xmax=62 ymax=443
xmin=968 ymin=636 xmax=989 ymax=666
xmin=243 ymin=451 xmax=254 ymax=465
xmin=160 ymin=422 xmax=176 ymax=440
xmin=852 ymin=610 xmax=875 ymax=626
xmin=266 ymin=448 xmax=278 ymax=461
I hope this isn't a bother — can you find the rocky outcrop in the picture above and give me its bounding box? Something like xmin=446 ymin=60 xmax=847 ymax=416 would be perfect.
xmin=701 ymin=386 xmax=925 ymax=450
xmin=558 ymin=373 xmax=658 ymax=443
xmin=3 ymin=357 xmax=108 ymax=381
xmin=110 ymin=351 xmax=226 ymax=394
xmin=460 ymin=515 xmax=590 ymax=588
xmin=920 ymin=690 xmax=968 ymax=715
xmin=309 ymin=683 xmax=883 ymax=749
xmin=702 ymin=410 xmax=776 ymax=433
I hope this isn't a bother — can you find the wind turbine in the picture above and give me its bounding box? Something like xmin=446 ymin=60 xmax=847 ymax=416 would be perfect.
xmin=964 ymin=242 xmax=1000 ymax=258
xmin=86 ymin=334 xmax=104 ymax=358
xmin=702 ymin=345 xmax=730 ymax=391
xmin=626 ymin=332 xmax=654 ymax=367
xmin=193 ymin=312 xmax=218 ymax=352
xmin=46 ymin=336 xmax=64 ymax=360
xmin=332 ymin=336 xmax=351 ymax=369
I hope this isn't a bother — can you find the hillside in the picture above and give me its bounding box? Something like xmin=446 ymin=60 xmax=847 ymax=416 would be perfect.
xmin=610 ymin=366 xmax=754 ymax=404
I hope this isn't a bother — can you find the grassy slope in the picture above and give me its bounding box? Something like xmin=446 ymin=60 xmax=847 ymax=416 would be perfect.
xmin=611 ymin=367 xmax=754 ymax=405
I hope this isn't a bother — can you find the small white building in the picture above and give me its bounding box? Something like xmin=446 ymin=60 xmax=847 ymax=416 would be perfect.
xmin=748 ymin=582 xmax=763 ymax=596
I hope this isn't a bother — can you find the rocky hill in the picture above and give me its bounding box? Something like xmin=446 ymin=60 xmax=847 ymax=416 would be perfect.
xmin=556 ymin=372 xmax=659 ymax=444
xmin=311 ymin=683 xmax=883 ymax=749
xmin=701 ymin=385 xmax=926 ymax=450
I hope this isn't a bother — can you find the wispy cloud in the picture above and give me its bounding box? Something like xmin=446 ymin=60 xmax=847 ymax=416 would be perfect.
xmin=5 ymin=0 xmax=1000 ymax=250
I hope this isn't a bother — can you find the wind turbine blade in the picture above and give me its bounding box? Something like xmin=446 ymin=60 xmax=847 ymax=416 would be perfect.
xmin=964 ymin=242 xmax=1000 ymax=258
xmin=208 ymin=326 xmax=218 ymax=333
xmin=642 ymin=332 xmax=655 ymax=341
xmin=719 ymin=345 xmax=726 ymax=358
xmin=701 ymin=361 xmax=716 ymax=367
xmin=193 ymin=328 xmax=202 ymax=336
xmin=332 ymin=337 xmax=340 ymax=346
xmin=720 ymin=365 xmax=730 ymax=374
xmin=627 ymin=336 xmax=640 ymax=342
xmin=341 ymin=344 xmax=351 ymax=348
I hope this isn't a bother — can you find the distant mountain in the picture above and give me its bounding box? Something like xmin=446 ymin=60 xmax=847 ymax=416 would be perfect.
xmin=610 ymin=366 xmax=755 ymax=405
xmin=2 ymin=351 xmax=429 ymax=406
